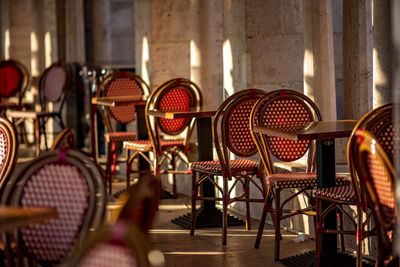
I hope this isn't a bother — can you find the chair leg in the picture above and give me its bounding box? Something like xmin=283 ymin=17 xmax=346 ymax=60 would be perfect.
xmin=244 ymin=180 xmax=251 ymax=230
xmin=222 ymin=178 xmax=229 ymax=246
xmin=255 ymin=189 xmax=272 ymax=248
xmin=34 ymin=118 xmax=40 ymax=156
xmin=356 ymin=207 xmax=364 ymax=267
xmin=106 ymin=141 xmax=113 ymax=195
xmin=190 ymin=171 xmax=197 ymax=236
xmin=126 ymin=149 xmax=131 ymax=189
xmin=314 ymin=198 xmax=322 ymax=267
xmin=337 ymin=207 xmax=345 ymax=253
xmin=274 ymin=188 xmax=281 ymax=261
xmin=171 ymin=154 xmax=177 ymax=198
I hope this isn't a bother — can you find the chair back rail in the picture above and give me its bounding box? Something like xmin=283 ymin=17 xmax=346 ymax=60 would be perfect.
xmin=0 ymin=117 xmax=18 ymax=195
xmin=250 ymin=89 xmax=322 ymax=176
xmin=350 ymin=129 xmax=395 ymax=262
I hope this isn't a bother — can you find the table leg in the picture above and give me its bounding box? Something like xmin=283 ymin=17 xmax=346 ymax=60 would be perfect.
xmin=316 ymin=139 xmax=337 ymax=254
xmin=171 ymin=117 xmax=244 ymax=228
xmin=136 ymin=105 xmax=150 ymax=174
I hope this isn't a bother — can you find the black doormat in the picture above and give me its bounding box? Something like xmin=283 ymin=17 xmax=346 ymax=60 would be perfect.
xmin=280 ymin=250 xmax=375 ymax=267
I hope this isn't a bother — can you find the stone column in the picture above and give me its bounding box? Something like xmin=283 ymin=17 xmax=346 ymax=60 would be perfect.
xmin=373 ymin=0 xmax=392 ymax=106
xmin=343 ymin=0 xmax=373 ymax=119
xmin=308 ymin=0 xmax=337 ymax=121
xmin=134 ymin=0 xmax=151 ymax=85
xmin=9 ymin=0 xmax=34 ymax=73
xmin=65 ymin=0 xmax=85 ymax=63
xmin=91 ymin=0 xmax=112 ymax=64
xmin=0 ymin=0 xmax=10 ymax=59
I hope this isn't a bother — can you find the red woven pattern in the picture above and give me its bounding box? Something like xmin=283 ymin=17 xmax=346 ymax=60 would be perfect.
xmin=20 ymin=163 xmax=90 ymax=262
xmin=77 ymin=242 xmax=137 ymax=267
xmin=106 ymin=78 xmax=144 ymax=124
xmin=0 ymin=65 xmax=20 ymax=97
xmin=191 ymin=159 xmax=258 ymax=175
xmin=159 ymin=88 xmax=190 ymax=133
xmin=125 ymin=140 xmax=184 ymax=150
xmin=262 ymin=98 xmax=312 ymax=161
xmin=375 ymin=124 xmax=393 ymax=160
xmin=44 ymin=66 xmax=67 ymax=102
xmin=105 ymin=132 xmax=137 ymax=142
xmin=267 ymin=172 xmax=316 ymax=189
xmin=227 ymin=99 xmax=257 ymax=155
xmin=367 ymin=152 xmax=395 ymax=221
xmin=315 ymin=185 xmax=356 ymax=202
xmin=0 ymin=128 xmax=9 ymax=172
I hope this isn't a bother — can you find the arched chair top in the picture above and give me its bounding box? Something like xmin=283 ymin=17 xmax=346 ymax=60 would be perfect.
xmin=347 ymin=103 xmax=393 ymax=205
xmin=145 ymin=78 xmax=202 ymax=153
xmin=0 ymin=116 xmax=18 ymax=195
xmin=39 ymin=61 xmax=71 ymax=111
xmin=50 ymin=128 xmax=76 ymax=150
xmin=250 ymin=89 xmax=322 ymax=175
xmin=1 ymin=149 xmax=103 ymax=265
xmin=0 ymin=59 xmax=29 ymax=100
xmin=350 ymin=129 xmax=395 ymax=250
xmin=97 ymin=71 xmax=150 ymax=124
xmin=212 ymin=89 xmax=267 ymax=176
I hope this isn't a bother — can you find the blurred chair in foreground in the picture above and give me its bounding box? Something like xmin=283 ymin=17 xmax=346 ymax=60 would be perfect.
xmin=0 ymin=116 xmax=18 ymax=195
xmin=1 ymin=149 xmax=106 ymax=266
xmin=64 ymin=174 xmax=163 ymax=267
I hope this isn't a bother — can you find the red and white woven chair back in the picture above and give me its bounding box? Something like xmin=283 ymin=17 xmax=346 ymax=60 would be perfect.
xmin=42 ymin=63 xmax=69 ymax=103
xmin=103 ymin=71 xmax=147 ymax=124
xmin=12 ymin=151 xmax=96 ymax=264
xmin=216 ymin=89 xmax=267 ymax=159
xmin=156 ymin=86 xmax=195 ymax=135
xmin=0 ymin=60 xmax=27 ymax=98
xmin=259 ymin=90 xmax=320 ymax=162
xmin=353 ymin=129 xmax=395 ymax=228
xmin=0 ymin=117 xmax=17 ymax=193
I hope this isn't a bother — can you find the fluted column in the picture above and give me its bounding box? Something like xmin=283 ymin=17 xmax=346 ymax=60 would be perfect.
xmin=91 ymin=0 xmax=112 ymax=64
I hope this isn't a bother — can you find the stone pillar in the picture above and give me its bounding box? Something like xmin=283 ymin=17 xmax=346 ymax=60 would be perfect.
xmin=91 ymin=0 xmax=112 ymax=64
xmin=223 ymin=0 xmax=246 ymax=96
xmin=307 ymin=0 xmax=337 ymax=121
xmin=373 ymin=0 xmax=392 ymax=106
xmin=198 ymin=0 xmax=223 ymax=105
xmin=65 ymin=0 xmax=85 ymax=63
xmin=343 ymin=0 xmax=373 ymax=119
xmin=0 ymin=0 xmax=10 ymax=59
xmin=134 ymin=0 xmax=151 ymax=86
xmin=9 ymin=0 xmax=34 ymax=73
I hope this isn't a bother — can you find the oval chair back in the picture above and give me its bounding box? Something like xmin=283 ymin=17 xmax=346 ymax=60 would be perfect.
xmin=0 ymin=117 xmax=18 ymax=195
xmin=0 ymin=59 xmax=29 ymax=108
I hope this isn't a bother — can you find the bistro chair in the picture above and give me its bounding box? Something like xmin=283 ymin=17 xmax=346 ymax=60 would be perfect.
xmin=351 ymin=129 xmax=396 ymax=267
xmin=7 ymin=61 xmax=71 ymax=155
xmin=64 ymin=174 xmax=162 ymax=267
xmin=250 ymin=89 xmax=348 ymax=260
xmin=1 ymin=149 xmax=106 ymax=266
xmin=50 ymin=128 xmax=76 ymax=150
xmin=0 ymin=116 xmax=18 ymax=195
xmin=125 ymin=78 xmax=202 ymax=198
xmin=190 ymin=89 xmax=267 ymax=245
xmin=0 ymin=59 xmax=30 ymax=112
xmin=314 ymin=103 xmax=393 ymax=267
xmin=94 ymin=71 xmax=149 ymax=195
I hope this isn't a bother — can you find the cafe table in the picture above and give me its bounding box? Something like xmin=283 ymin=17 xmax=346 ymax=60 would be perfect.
xmin=0 ymin=206 xmax=58 ymax=232
xmin=253 ymin=120 xmax=357 ymax=263
xmin=148 ymin=105 xmax=246 ymax=228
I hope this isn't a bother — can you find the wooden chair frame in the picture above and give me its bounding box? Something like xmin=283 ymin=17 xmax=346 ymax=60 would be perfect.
xmin=0 ymin=116 xmax=18 ymax=195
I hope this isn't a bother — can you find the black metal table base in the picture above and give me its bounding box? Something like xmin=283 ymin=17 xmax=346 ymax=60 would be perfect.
xmin=280 ymin=250 xmax=374 ymax=267
xmin=171 ymin=206 xmax=245 ymax=229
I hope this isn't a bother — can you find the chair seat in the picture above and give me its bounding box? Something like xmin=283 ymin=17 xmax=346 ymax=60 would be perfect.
xmin=267 ymin=172 xmax=349 ymax=189
xmin=105 ymin=132 xmax=137 ymax=142
xmin=314 ymin=185 xmax=356 ymax=203
xmin=125 ymin=139 xmax=185 ymax=151
xmin=191 ymin=159 xmax=259 ymax=175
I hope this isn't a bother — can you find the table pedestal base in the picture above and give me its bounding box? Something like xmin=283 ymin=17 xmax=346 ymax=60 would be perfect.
xmin=171 ymin=205 xmax=245 ymax=229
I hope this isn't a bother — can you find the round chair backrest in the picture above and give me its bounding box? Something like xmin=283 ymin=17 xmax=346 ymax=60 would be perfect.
xmin=258 ymin=90 xmax=321 ymax=163
xmin=40 ymin=62 xmax=70 ymax=105
xmin=0 ymin=60 xmax=28 ymax=98
xmin=149 ymin=78 xmax=202 ymax=136
xmin=11 ymin=151 xmax=96 ymax=265
xmin=214 ymin=89 xmax=267 ymax=160
xmin=101 ymin=71 xmax=148 ymax=124
xmin=0 ymin=117 xmax=17 ymax=194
